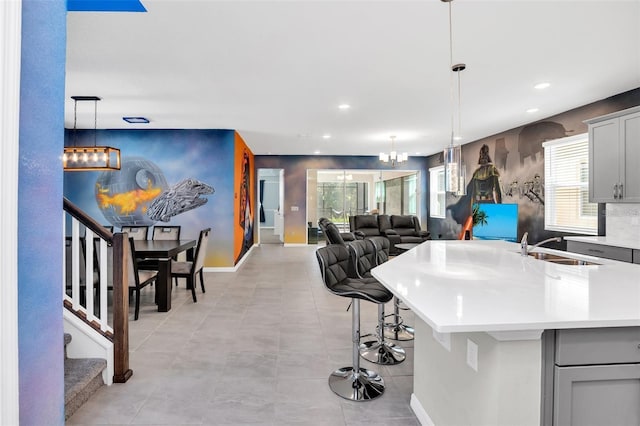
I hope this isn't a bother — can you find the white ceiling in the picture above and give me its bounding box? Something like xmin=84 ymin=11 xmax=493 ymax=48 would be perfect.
xmin=65 ymin=0 xmax=640 ymax=157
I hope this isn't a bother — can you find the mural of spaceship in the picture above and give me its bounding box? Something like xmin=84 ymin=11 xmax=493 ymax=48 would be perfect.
xmin=147 ymin=178 xmax=215 ymax=222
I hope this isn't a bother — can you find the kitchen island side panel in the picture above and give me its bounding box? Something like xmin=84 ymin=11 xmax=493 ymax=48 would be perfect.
xmin=413 ymin=319 xmax=542 ymax=426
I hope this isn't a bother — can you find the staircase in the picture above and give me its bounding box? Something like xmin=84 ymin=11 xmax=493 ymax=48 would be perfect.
xmin=64 ymin=333 xmax=106 ymax=420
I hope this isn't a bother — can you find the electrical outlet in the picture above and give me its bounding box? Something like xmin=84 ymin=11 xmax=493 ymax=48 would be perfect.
xmin=291 ymin=206 xmax=299 ymax=211
xmin=466 ymin=339 xmax=478 ymax=372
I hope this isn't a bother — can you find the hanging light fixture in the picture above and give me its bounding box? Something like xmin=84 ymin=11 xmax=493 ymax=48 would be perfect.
xmin=63 ymin=96 xmax=121 ymax=171
xmin=442 ymin=0 xmax=466 ymax=195
xmin=379 ymin=135 xmax=408 ymax=167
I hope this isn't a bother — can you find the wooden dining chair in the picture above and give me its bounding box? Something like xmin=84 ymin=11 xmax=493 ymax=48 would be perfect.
xmin=170 ymin=228 xmax=210 ymax=303
xmin=151 ymin=226 xmax=181 ymax=286
xmin=152 ymin=225 xmax=181 ymax=241
xmin=126 ymin=237 xmax=158 ymax=320
xmin=121 ymin=226 xmax=149 ymax=240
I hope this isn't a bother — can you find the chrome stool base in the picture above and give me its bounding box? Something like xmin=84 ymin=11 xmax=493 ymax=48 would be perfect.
xmin=383 ymin=296 xmax=415 ymax=341
xmin=328 ymin=367 xmax=385 ymax=401
xmin=359 ymin=340 xmax=406 ymax=365
xmin=384 ymin=323 xmax=415 ymax=341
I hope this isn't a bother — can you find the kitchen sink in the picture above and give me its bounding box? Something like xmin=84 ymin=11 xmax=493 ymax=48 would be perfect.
xmin=528 ymin=252 xmax=599 ymax=265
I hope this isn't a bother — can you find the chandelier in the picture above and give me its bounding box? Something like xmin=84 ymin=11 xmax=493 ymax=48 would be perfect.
xmin=379 ymin=136 xmax=408 ymax=167
xmin=63 ymin=96 xmax=121 ymax=171
xmin=442 ymin=0 xmax=466 ymax=195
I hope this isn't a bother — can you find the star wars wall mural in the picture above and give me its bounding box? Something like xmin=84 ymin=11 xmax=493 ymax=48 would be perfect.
xmin=65 ymin=129 xmax=253 ymax=267
xmin=234 ymin=135 xmax=255 ymax=263
xmin=148 ymin=178 xmax=215 ymax=222
xmin=94 ymin=157 xmax=214 ymax=226
xmin=427 ymin=88 xmax=640 ymax=243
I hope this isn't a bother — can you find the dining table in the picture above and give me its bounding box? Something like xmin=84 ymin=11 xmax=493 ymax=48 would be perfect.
xmin=133 ymin=239 xmax=196 ymax=312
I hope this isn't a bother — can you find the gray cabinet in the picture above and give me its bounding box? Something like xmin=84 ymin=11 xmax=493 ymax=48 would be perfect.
xmin=550 ymin=327 xmax=640 ymax=426
xmin=566 ymin=240 xmax=633 ymax=263
xmin=553 ymin=364 xmax=640 ymax=426
xmin=586 ymin=106 xmax=640 ymax=203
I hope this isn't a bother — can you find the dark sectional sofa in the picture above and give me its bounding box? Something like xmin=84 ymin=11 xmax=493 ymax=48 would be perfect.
xmin=349 ymin=214 xmax=430 ymax=254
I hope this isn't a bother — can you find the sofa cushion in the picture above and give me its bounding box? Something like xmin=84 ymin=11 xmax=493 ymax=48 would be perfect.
xmin=390 ymin=215 xmax=415 ymax=229
xmin=354 ymin=215 xmax=378 ymax=229
xmin=396 ymin=229 xmax=420 ymax=238
xmin=377 ymin=215 xmax=391 ymax=232
xmin=397 ymin=235 xmax=423 ymax=243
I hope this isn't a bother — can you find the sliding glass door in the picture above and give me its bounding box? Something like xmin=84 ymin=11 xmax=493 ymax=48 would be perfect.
xmin=309 ymin=169 xmax=420 ymax=235
xmin=315 ymin=170 xmax=371 ymax=231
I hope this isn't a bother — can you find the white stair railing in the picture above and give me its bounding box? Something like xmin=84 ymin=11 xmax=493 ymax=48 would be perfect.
xmin=63 ymin=215 xmax=114 ymax=336
xmin=62 ymin=197 xmax=132 ymax=383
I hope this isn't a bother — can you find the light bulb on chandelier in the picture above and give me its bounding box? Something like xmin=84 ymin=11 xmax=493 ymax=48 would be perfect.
xmin=379 ymin=135 xmax=408 ymax=167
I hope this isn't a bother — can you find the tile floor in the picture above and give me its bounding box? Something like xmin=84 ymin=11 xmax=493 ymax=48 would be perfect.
xmin=67 ymin=243 xmax=419 ymax=425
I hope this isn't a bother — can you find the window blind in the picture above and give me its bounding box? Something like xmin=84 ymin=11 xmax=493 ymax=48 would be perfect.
xmin=543 ymin=133 xmax=597 ymax=234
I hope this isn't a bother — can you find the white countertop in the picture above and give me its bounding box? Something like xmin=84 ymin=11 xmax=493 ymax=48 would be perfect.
xmin=564 ymin=235 xmax=640 ymax=250
xmin=371 ymin=240 xmax=640 ymax=334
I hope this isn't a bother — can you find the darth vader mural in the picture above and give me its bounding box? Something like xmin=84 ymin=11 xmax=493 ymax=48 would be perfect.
xmin=436 ymin=120 xmax=569 ymax=242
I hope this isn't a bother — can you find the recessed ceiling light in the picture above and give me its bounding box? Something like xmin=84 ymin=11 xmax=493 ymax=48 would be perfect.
xmin=122 ymin=116 xmax=149 ymax=124
xmin=526 ymin=108 xmax=539 ymax=113
xmin=338 ymin=104 xmax=351 ymax=110
xmin=313 ymin=150 xmax=321 ymax=155
xmin=322 ymin=134 xmax=331 ymax=139
xmin=453 ymin=136 xmax=462 ymax=141
xmin=534 ymin=82 xmax=550 ymax=90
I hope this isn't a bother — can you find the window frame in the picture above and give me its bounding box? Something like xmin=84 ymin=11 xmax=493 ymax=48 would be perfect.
xmin=543 ymin=133 xmax=597 ymax=235
xmin=429 ymin=165 xmax=446 ymax=219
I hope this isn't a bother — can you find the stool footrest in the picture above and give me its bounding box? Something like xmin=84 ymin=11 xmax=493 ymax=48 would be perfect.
xmin=359 ymin=340 xmax=406 ymax=365
xmin=383 ymin=323 xmax=415 ymax=341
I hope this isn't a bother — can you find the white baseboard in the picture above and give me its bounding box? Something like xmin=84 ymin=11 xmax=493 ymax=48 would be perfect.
xmin=410 ymin=393 xmax=435 ymax=426
xmin=283 ymin=243 xmax=310 ymax=247
xmin=203 ymin=244 xmax=256 ymax=272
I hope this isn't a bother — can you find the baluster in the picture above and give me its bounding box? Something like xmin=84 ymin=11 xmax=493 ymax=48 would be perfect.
xmin=99 ymin=238 xmax=109 ymax=332
xmin=85 ymin=228 xmax=95 ymax=321
xmin=71 ymin=218 xmax=81 ymax=310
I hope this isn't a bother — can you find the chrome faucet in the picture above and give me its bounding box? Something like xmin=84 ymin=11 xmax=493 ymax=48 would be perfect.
xmin=520 ymin=232 xmax=562 ymax=256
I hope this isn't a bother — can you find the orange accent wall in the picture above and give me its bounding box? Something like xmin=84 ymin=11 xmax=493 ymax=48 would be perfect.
xmin=234 ymin=132 xmax=255 ymax=263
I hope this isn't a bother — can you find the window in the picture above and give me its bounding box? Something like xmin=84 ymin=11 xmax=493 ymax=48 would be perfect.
xmin=403 ymin=174 xmax=417 ymax=215
xmin=543 ymin=133 xmax=597 ymax=234
xmin=429 ymin=166 xmax=445 ymax=219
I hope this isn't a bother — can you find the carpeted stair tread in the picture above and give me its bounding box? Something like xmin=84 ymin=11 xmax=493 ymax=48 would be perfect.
xmin=64 ymin=356 xmax=106 ymax=419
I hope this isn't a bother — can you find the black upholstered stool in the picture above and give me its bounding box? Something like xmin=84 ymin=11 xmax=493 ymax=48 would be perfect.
xmin=347 ymin=239 xmax=406 ymax=365
xmin=316 ymin=244 xmax=392 ymax=401
xmin=369 ymin=238 xmax=415 ymax=341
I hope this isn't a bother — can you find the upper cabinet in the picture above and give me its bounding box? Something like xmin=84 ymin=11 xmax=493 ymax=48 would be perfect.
xmin=586 ymin=106 xmax=640 ymax=203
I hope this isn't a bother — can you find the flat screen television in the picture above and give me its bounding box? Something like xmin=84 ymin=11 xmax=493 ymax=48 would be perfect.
xmin=472 ymin=203 xmax=518 ymax=242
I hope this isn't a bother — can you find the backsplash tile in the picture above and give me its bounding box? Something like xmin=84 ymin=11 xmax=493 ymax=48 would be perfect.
xmin=606 ymin=203 xmax=640 ymax=241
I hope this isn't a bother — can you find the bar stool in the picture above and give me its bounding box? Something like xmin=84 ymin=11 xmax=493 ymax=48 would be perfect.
xmin=348 ymin=239 xmax=405 ymax=365
xmin=316 ymin=244 xmax=393 ymax=401
xmin=369 ymin=237 xmax=415 ymax=341
xmin=384 ymin=298 xmax=415 ymax=341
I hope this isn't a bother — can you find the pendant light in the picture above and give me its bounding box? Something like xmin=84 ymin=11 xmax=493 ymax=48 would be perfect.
xmin=379 ymin=135 xmax=408 ymax=167
xmin=442 ymin=0 xmax=466 ymax=195
xmin=63 ymin=96 xmax=121 ymax=171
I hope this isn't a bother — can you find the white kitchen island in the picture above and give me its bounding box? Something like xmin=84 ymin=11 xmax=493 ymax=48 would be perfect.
xmin=371 ymin=240 xmax=640 ymax=426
